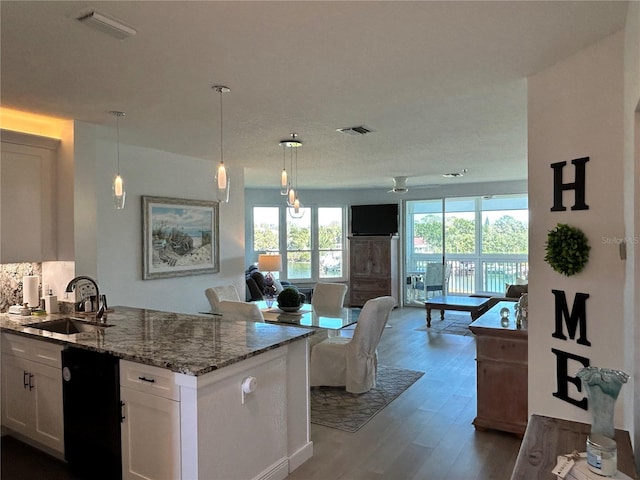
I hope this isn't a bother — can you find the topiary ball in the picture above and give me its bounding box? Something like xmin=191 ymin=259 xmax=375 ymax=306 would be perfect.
xmin=544 ymin=223 xmax=590 ymax=276
xmin=277 ymin=287 xmax=302 ymax=311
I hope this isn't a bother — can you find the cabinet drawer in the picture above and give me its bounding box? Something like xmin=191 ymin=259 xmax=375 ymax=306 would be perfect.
xmin=476 ymin=336 xmax=527 ymax=363
xmin=350 ymin=278 xmax=390 ymax=291
xmin=1 ymin=333 xmax=62 ymax=368
xmin=120 ymin=360 xmax=179 ymax=401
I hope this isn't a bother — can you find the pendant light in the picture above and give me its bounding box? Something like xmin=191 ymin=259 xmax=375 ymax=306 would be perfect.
xmin=213 ymin=85 xmax=230 ymax=203
xmin=288 ymin=137 xmax=304 ymax=219
xmin=279 ymin=133 xmax=301 ymax=196
xmin=280 ymin=142 xmax=289 ymax=196
xmin=110 ymin=110 xmax=126 ymax=209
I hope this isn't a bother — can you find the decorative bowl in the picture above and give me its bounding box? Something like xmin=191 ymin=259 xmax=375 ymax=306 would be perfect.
xmin=278 ymin=305 xmax=302 ymax=313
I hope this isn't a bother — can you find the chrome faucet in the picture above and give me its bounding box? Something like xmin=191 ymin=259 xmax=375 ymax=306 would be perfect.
xmin=65 ymin=276 xmax=105 ymax=322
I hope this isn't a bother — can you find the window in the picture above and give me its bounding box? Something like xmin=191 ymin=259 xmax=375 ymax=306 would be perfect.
xmin=252 ymin=206 xmax=346 ymax=282
xmin=253 ymin=207 xmax=279 ymax=252
xmin=318 ymin=207 xmax=344 ymax=278
xmin=405 ymin=194 xmax=528 ymax=304
xmin=286 ymin=208 xmax=311 ymax=279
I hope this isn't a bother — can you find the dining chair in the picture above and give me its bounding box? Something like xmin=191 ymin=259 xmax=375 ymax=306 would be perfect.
xmin=311 ymin=282 xmax=348 ymax=309
xmin=204 ymin=284 xmax=241 ymax=312
xmin=309 ymin=296 xmax=397 ymax=394
xmin=217 ymin=300 xmax=265 ymax=322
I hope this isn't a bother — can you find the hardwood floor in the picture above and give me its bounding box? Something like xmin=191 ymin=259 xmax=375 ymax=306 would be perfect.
xmin=288 ymin=306 xmax=522 ymax=480
xmin=1 ymin=306 xmax=522 ymax=480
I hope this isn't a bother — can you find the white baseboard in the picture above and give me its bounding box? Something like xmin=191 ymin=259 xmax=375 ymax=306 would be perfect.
xmin=288 ymin=440 xmax=314 ymax=473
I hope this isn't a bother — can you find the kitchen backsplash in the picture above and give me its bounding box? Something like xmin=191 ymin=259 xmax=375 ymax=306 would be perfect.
xmin=0 ymin=262 xmax=42 ymax=312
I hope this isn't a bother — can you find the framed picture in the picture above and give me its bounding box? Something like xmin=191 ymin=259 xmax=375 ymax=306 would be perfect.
xmin=142 ymin=196 xmax=219 ymax=279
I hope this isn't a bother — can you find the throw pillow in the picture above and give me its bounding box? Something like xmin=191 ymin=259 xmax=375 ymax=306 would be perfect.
xmin=272 ymin=278 xmax=285 ymax=294
xmin=505 ymin=283 xmax=528 ymax=298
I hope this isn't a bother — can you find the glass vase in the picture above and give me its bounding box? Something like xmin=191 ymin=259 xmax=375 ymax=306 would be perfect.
xmin=576 ymin=366 xmax=629 ymax=439
xmin=264 ymin=294 xmax=275 ymax=309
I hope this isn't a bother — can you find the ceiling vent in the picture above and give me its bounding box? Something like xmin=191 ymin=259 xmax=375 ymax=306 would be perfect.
xmin=76 ymin=10 xmax=137 ymax=39
xmin=337 ymin=125 xmax=374 ymax=136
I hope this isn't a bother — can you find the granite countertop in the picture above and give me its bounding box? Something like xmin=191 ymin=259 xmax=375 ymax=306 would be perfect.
xmin=0 ymin=306 xmax=315 ymax=376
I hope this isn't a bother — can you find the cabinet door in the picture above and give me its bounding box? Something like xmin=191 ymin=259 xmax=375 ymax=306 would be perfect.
xmin=0 ymin=140 xmax=57 ymax=262
xmin=30 ymin=360 xmax=64 ymax=453
xmin=350 ymin=239 xmax=371 ymax=276
xmin=1 ymin=354 xmax=32 ymax=435
xmin=369 ymin=239 xmax=390 ymax=276
xmin=121 ymin=386 xmax=181 ymax=480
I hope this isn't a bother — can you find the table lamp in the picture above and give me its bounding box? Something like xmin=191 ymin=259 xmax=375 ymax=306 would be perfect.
xmin=258 ymin=254 xmax=282 ymax=307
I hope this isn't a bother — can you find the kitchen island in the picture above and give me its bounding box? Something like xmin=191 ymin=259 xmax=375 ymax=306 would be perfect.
xmin=0 ymin=306 xmax=316 ymax=480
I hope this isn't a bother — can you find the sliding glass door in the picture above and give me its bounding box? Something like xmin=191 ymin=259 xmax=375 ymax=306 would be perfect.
xmin=404 ymin=194 xmax=528 ymax=306
xmin=405 ymin=199 xmax=444 ymax=306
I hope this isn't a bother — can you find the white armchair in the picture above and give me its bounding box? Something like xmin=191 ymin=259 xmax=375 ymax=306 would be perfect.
xmin=309 ymin=296 xmax=397 ymax=394
xmin=217 ymin=300 xmax=265 ymax=322
xmin=205 ymin=285 xmax=241 ymax=312
xmin=311 ymin=282 xmax=348 ymax=309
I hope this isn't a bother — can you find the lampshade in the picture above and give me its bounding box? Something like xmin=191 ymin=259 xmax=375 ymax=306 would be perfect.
xmin=258 ymin=254 xmax=282 ymax=272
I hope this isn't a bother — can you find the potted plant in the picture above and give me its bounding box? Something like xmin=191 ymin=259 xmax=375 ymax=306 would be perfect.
xmin=277 ymin=287 xmax=304 ymax=312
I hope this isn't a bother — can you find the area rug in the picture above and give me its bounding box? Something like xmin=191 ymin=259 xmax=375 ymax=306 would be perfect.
xmin=414 ymin=311 xmax=475 ymax=336
xmin=310 ymin=365 xmax=424 ymax=432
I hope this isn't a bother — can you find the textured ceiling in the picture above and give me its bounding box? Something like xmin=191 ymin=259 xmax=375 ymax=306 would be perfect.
xmin=0 ymin=1 xmax=628 ymax=190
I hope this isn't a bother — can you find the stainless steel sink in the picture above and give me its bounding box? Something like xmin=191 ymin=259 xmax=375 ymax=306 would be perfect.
xmin=27 ymin=318 xmax=113 ymax=335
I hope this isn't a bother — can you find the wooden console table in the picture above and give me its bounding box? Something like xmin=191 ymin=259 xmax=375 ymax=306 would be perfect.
xmin=469 ymin=300 xmax=527 ymax=435
xmin=511 ymin=414 xmax=638 ymax=479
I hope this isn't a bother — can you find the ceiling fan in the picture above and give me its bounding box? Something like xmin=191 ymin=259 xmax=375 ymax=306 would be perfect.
xmin=387 ymin=176 xmax=437 ymax=194
xmin=388 ymin=176 xmax=409 ymax=194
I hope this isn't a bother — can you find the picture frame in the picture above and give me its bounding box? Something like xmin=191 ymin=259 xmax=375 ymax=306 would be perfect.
xmin=142 ymin=196 xmax=219 ymax=279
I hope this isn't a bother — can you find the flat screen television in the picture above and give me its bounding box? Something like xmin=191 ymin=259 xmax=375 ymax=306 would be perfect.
xmin=351 ymin=203 xmax=398 ymax=236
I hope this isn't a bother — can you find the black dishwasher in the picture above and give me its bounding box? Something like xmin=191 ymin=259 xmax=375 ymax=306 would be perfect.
xmin=62 ymin=347 xmax=122 ymax=480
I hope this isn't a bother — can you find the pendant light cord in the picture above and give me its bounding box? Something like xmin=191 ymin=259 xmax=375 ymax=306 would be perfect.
xmin=219 ymin=88 xmax=224 ymax=165
xmin=116 ymin=114 xmax=121 ymax=175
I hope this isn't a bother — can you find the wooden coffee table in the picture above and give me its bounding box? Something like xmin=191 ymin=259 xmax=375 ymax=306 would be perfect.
xmin=424 ymin=295 xmax=491 ymax=327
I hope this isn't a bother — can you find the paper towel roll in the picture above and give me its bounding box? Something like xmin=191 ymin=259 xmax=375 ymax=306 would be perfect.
xmin=23 ymin=275 xmax=40 ymax=308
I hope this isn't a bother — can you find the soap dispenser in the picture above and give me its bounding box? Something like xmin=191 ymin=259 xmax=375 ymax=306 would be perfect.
xmin=44 ymin=289 xmax=59 ymax=314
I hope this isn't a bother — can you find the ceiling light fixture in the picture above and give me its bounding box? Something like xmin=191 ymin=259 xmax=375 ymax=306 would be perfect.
xmin=109 ymin=111 xmax=126 ymax=210
xmin=213 ymin=85 xmax=231 ymax=204
xmin=288 ymin=137 xmax=304 ymax=219
xmin=279 ymin=133 xmax=301 ymax=196
xmin=77 ymin=11 xmax=137 ymax=40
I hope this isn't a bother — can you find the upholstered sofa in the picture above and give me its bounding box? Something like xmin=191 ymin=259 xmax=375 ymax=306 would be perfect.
xmin=471 ymin=283 xmax=528 ymax=308
xmin=245 ymin=265 xmax=306 ymax=303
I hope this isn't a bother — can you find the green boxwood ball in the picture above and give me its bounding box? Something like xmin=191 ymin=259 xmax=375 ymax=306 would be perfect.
xmin=544 ymin=223 xmax=590 ymax=276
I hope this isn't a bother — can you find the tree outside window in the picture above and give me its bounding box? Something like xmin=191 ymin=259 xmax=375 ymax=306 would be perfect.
xmin=287 ymin=209 xmax=311 ymax=279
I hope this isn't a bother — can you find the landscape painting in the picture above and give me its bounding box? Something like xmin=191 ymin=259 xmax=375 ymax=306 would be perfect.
xmin=142 ymin=196 xmax=219 ymax=279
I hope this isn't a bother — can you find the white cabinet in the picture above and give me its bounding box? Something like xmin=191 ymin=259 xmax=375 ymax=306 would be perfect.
xmin=0 ymin=130 xmax=59 ymax=263
xmin=120 ymin=360 xmax=181 ymax=480
xmin=1 ymin=333 xmax=64 ymax=454
xmin=119 ymin=339 xmax=311 ymax=480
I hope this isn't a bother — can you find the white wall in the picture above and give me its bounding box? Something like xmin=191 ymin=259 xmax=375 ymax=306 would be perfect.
xmin=623 ymin=1 xmax=640 ymax=462
xmin=70 ymin=123 xmax=245 ymax=315
xmin=528 ymin=29 xmax=634 ymax=437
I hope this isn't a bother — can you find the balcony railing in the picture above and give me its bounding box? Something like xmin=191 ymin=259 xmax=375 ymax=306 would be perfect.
xmin=406 ymin=256 xmax=528 ymax=305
